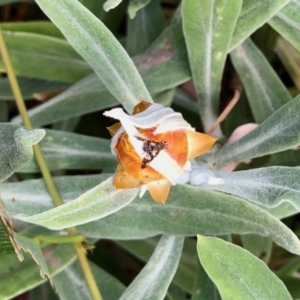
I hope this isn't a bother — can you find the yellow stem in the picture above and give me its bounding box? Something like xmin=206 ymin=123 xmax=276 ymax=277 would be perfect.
xmin=0 ymin=26 xmax=102 ymax=300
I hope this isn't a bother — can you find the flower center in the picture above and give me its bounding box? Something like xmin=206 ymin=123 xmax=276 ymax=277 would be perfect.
xmin=136 ymin=137 xmax=168 ymax=169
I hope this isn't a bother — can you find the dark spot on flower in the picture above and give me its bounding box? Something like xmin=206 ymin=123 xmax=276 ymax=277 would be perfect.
xmin=136 ymin=137 xmax=168 ymax=169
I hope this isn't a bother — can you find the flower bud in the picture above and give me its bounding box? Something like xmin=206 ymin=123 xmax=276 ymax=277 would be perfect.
xmin=104 ymin=101 xmax=217 ymax=204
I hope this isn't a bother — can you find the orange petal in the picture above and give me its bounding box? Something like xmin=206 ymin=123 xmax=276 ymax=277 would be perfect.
xmin=132 ymin=100 xmax=152 ymax=115
xmin=114 ymin=165 xmax=143 ymax=189
xmin=107 ymin=122 xmax=122 ymax=137
xmin=147 ymin=180 xmax=171 ymax=204
xmin=115 ymin=133 xmax=164 ymax=184
xmin=138 ymin=129 xmax=188 ymax=168
xmin=187 ymin=131 xmax=217 ymax=160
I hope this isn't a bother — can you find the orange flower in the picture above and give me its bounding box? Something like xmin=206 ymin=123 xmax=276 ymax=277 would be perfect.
xmin=104 ymin=101 xmax=217 ymax=204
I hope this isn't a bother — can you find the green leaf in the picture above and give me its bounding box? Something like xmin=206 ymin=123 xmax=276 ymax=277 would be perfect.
xmin=269 ymin=0 xmax=300 ymax=53
xmin=0 ymin=77 xmax=69 ymax=101
xmin=173 ymin=88 xmax=198 ymax=114
xmin=12 ymin=75 xmax=117 ymax=126
xmin=5 ymin=175 xmax=299 ymax=255
xmin=53 ymin=260 xmax=125 ymax=300
xmin=192 ymin=235 xmax=230 ymax=300
xmin=19 ymin=129 xmax=115 ymax=173
xmin=117 ymin=237 xmax=197 ymax=292
xmin=0 ymin=221 xmax=14 ymax=254
xmin=0 ymin=240 xmax=75 ymax=300
xmin=275 ymin=36 xmax=300 ymax=91
xmin=103 ymin=0 xmax=122 ymax=12
xmin=126 ymin=0 xmax=165 ymax=56
xmin=197 ymin=236 xmax=293 ymax=300
xmin=13 ymin=17 xmax=190 ymax=126
xmin=279 ymin=276 xmax=300 ymax=300
xmin=191 ymin=260 xmax=221 ymax=300
xmin=231 ymin=38 xmax=291 ymax=123
xmin=119 ymin=235 xmax=184 ymax=300
xmin=195 ymin=167 xmax=300 ymax=210
xmin=128 ymin=0 xmax=150 ymax=19
xmin=29 ymin=282 xmax=58 ymax=300
xmin=0 ymin=32 xmax=91 ymax=82
xmin=182 ymin=0 xmax=242 ymax=133
xmin=13 ymin=233 xmax=52 ymax=284
xmin=216 ymin=95 xmax=300 ymax=168
xmin=35 ymin=0 xmax=153 ymax=112
xmin=229 ymin=0 xmax=290 ymax=51
xmin=2 ymin=21 xmax=64 ymax=38
xmin=241 ymin=234 xmax=272 ymax=263
xmin=135 ymin=14 xmax=190 ymax=96
xmin=0 ymin=124 xmax=45 ymax=182
xmin=18 ymin=176 xmax=139 ymax=229
xmin=1 ymin=174 xmax=110 ymax=216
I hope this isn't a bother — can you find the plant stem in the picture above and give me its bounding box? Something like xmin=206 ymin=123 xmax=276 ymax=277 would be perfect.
xmin=0 ymin=26 xmax=103 ymax=300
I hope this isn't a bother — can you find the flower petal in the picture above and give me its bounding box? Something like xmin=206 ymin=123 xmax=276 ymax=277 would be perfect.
xmin=114 ymin=165 xmax=143 ymax=189
xmin=187 ymin=131 xmax=217 ymax=160
xmin=132 ymin=100 xmax=152 ymax=114
xmin=147 ymin=179 xmax=171 ymax=204
xmin=106 ymin=122 xmax=122 ymax=137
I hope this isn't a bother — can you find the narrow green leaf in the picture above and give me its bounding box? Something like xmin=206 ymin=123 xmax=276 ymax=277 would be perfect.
xmin=119 ymin=235 xmax=184 ymax=300
xmin=1 ymin=174 xmax=110 ymax=216
xmin=134 ymin=14 xmax=190 ymax=96
xmin=2 ymin=21 xmax=64 ymax=38
xmin=117 ymin=237 xmax=197 ymax=292
xmin=29 ymin=282 xmax=58 ymax=300
xmin=13 ymin=20 xmax=189 ymax=126
xmin=5 ymin=175 xmax=299 ymax=255
xmin=126 ymin=0 xmax=165 ymax=56
xmin=0 ymin=77 xmax=69 ymax=101
xmin=191 ymin=260 xmax=221 ymax=300
xmin=192 ymin=235 xmax=231 ymax=300
xmin=12 ymin=75 xmax=117 ymax=126
xmin=54 ymin=260 xmax=125 ymax=300
xmin=173 ymin=88 xmax=198 ymax=114
xmin=128 ymin=0 xmax=150 ymax=19
xmin=269 ymin=0 xmax=300 ymax=53
xmin=182 ymin=0 xmax=242 ymax=133
xmin=279 ymin=276 xmax=300 ymax=300
xmin=197 ymin=236 xmax=293 ymax=300
xmin=0 ymin=32 xmax=91 ymax=82
xmin=0 ymin=124 xmax=45 ymax=182
xmin=275 ymin=36 xmax=300 ymax=91
xmin=216 ymin=95 xmax=300 ymax=168
xmin=103 ymin=0 xmax=122 ymax=12
xmin=241 ymin=234 xmax=272 ymax=263
xmin=19 ymin=129 xmax=115 ymax=173
xmin=195 ymin=166 xmax=300 ymax=210
xmin=19 ymin=177 xmax=139 ymax=229
xmin=79 ymin=185 xmax=300 ymax=255
xmin=229 ymin=0 xmax=290 ymax=51
xmin=0 ymin=245 xmax=75 ymax=300
xmin=231 ymin=38 xmax=291 ymax=123
xmin=13 ymin=233 xmax=52 ymax=284
xmin=0 ymin=222 xmax=14 ymax=254
xmin=35 ymin=0 xmax=153 ymax=112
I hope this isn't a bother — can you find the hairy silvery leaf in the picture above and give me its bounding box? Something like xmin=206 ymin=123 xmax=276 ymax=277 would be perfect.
xmin=197 ymin=236 xmax=293 ymax=300
xmin=216 ymin=95 xmax=300 ymax=168
xmin=0 ymin=124 xmax=45 ymax=182
xmin=119 ymin=235 xmax=184 ymax=300
xmin=192 ymin=167 xmax=300 ymax=210
xmin=35 ymin=0 xmax=153 ymax=112
xmin=17 ymin=176 xmax=139 ymax=230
